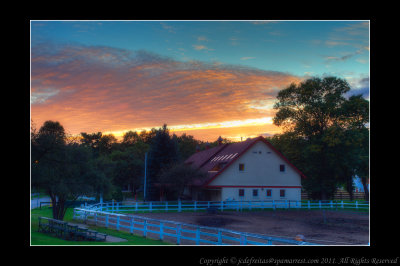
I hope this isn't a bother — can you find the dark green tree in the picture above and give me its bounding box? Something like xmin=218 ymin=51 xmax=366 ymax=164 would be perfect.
xmin=98 ymin=134 xmax=118 ymax=155
xmin=139 ymin=128 xmax=158 ymax=145
xmin=80 ymin=132 xmax=102 ymax=157
xmin=273 ymin=77 xmax=369 ymax=200
xmin=341 ymin=95 xmax=369 ymax=200
xmin=122 ymin=131 xmax=141 ymax=146
xmin=158 ymin=162 xmax=207 ymax=200
xmin=32 ymin=121 xmax=113 ymax=220
xmin=109 ymin=141 xmax=149 ymax=198
xmin=146 ymin=124 xmax=179 ymax=201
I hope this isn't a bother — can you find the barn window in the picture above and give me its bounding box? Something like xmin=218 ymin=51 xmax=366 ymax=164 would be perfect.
xmin=266 ymin=189 xmax=272 ymax=197
xmin=252 ymin=189 xmax=258 ymax=197
xmin=280 ymin=164 xmax=285 ymax=172
xmin=238 ymin=189 xmax=245 ymax=197
xmin=239 ymin=163 xmax=245 ymax=171
xmin=280 ymin=189 xmax=286 ymax=198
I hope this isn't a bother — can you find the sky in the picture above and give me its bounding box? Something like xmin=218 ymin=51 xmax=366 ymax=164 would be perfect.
xmin=31 ymin=20 xmax=369 ymax=142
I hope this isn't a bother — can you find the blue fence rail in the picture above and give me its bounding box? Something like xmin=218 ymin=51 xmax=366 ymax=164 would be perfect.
xmin=81 ymin=199 xmax=369 ymax=214
xmin=73 ymin=207 xmax=317 ymax=246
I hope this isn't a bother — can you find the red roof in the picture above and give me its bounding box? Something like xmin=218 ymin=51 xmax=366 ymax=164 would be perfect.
xmin=185 ymin=136 xmax=306 ymax=187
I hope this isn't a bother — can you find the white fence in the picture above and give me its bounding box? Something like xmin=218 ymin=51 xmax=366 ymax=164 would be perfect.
xmin=73 ymin=199 xmax=368 ymax=245
xmin=73 ymin=207 xmax=317 ymax=245
xmin=81 ymin=199 xmax=369 ymax=214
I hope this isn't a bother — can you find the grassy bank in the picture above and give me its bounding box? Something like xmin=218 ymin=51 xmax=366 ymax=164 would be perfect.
xmin=31 ymin=206 xmax=172 ymax=245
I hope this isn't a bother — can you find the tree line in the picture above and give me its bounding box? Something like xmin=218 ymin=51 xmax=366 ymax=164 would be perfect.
xmin=31 ymin=121 xmax=219 ymax=219
xmin=31 ymin=76 xmax=369 ymax=220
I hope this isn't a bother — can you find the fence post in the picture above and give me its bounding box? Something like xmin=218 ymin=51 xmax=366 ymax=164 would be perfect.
xmin=176 ymin=224 xmax=181 ymax=245
xmin=308 ymin=201 xmax=310 ymax=210
xmin=130 ymin=217 xmax=134 ymax=234
xmin=178 ymin=200 xmax=182 ymax=212
xmin=240 ymin=235 xmax=247 ymax=245
xmin=319 ymin=200 xmax=322 ymax=209
xmin=208 ymin=201 xmax=210 ymax=209
xmin=116 ymin=215 xmax=120 ymax=231
xmin=196 ymin=226 xmax=200 ymax=245
xmin=150 ymin=202 xmax=152 ymax=212
xmin=112 ymin=200 xmax=114 ymax=213
xmin=221 ymin=201 xmax=224 ymax=212
xmin=286 ymin=200 xmax=288 ymax=209
xmin=194 ymin=201 xmax=197 ymax=212
xmin=159 ymin=222 xmax=164 ymax=241
xmin=330 ymin=200 xmax=333 ymax=209
xmin=143 ymin=220 xmax=147 ymax=237
xmin=273 ymin=200 xmax=276 ymax=210
xmin=135 ymin=202 xmax=138 ymax=212
xmin=117 ymin=202 xmax=119 ymax=212
xmin=356 ymin=201 xmax=358 ymax=209
xmin=166 ymin=201 xmax=168 ymax=212
xmin=341 ymin=201 xmax=344 ymax=209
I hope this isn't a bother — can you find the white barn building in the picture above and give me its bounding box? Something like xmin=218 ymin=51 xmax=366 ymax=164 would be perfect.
xmin=184 ymin=136 xmax=306 ymax=202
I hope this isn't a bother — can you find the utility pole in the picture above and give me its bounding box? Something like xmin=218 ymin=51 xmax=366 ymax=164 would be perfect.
xmin=144 ymin=152 xmax=148 ymax=202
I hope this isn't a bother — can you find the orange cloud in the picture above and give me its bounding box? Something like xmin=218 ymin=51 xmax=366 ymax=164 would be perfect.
xmin=31 ymin=44 xmax=302 ymax=141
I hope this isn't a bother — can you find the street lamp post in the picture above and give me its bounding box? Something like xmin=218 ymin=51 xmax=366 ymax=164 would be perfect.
xmin=144 ymin=152 xmax=148 ymax=202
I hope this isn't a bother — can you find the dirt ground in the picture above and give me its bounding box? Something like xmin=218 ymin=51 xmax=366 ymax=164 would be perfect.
xmin=132 ymin=209 xmax=369 ymax=245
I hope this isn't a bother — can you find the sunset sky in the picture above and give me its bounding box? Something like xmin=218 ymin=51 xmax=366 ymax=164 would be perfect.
xmin=31 ymin=20 xmax=369 ymax=142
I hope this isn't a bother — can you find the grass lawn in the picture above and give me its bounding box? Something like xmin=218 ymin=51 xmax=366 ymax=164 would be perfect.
xmin=31 ymin=206 xmax=172 ymax=245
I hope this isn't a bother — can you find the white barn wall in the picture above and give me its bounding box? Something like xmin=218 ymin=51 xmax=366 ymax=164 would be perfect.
xmin=208 ymin=141 xmax=302 ymax=201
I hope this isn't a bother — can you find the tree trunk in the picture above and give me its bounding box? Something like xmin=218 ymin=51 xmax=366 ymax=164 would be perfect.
xmin=49 ymin=193 xmax=67 ymax=220
xmin=345 ymin=174 xmax=354 ymax=202
xmin=361 ymin=180 xmax=369 ymax=201
xmin=320 ymin=191 xmax=328 ymax=201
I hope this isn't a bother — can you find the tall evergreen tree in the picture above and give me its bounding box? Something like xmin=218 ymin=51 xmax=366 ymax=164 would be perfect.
xmin=146 ymin=124 xmax=179 ymax=201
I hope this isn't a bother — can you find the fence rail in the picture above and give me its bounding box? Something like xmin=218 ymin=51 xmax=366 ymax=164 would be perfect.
xmin=82 ymin=199 xmax=368 ymax=214
xmin=73 ymin=207 xmax=317 ymax=246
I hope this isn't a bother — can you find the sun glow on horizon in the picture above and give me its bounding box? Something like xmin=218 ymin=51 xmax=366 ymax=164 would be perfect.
xmin=92 ymin=117 xmax=276 ymax=141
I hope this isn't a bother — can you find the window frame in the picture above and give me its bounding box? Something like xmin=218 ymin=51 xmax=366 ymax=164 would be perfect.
xmin=266 ymin=189 xmax=272 ymax=198
xmin=280 ymin=164 xmax=285 ymax=172
xmin=239 ymin=163 xmax=245 ymax=172
xmin=280 ymin=189 xmax=286 ymax=198
xmin=238 ymin=189 xmax=245 ymax=197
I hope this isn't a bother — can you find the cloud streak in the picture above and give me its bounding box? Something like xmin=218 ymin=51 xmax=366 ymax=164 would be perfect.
xmin=31 ymin=43 xmax=301 ymax=139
